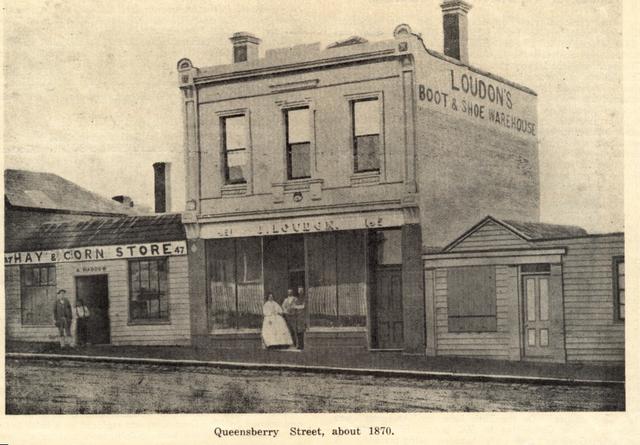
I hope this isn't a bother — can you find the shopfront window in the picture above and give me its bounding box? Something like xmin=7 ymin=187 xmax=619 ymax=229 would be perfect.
xmin=129 ymin=258 xmax=169 ymax=321
xmin=307 ymin=231 xmax=367 ymax=327
xmin=207 ymin=237 xmax=263 ymax=330
xmin=21 ymin=264 xmax=57 ymax=325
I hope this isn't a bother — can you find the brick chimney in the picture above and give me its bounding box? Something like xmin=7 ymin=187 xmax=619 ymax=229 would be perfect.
xmin=441 ymin=1 xmax=472 ymax=64
xmin=230 ymin=32 xmax=261 ymax=63
xmin=153 ymin=162 xmax=171 ymax=213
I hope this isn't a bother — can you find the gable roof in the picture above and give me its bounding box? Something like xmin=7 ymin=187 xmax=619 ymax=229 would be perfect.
xmin=5 ymin=169 xmax=135 ymax=215
xmin=443 ymin=216 xmax=589 ymax=252
xmin=7 ymin=214 xmax=186 ymax=252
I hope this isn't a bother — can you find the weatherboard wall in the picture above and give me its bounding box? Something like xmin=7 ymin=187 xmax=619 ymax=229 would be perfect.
xmin=5 ymin=256 xmax=191 ymax=346
xmin=536 ymin=234 xmax=625 ymax=362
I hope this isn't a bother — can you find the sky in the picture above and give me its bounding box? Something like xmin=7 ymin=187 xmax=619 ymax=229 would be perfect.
xmin=3 ymin=0 xmax=624 ymax=233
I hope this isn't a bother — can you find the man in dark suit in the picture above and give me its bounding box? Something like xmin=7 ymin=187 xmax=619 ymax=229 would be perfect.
xmin=53 ymin=289 xmax=73 ymax=348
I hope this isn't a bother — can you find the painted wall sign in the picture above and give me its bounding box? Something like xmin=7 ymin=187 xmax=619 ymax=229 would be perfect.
xmin=4 ymin=241 xmax=187 ymax=266
xmin=416 ymin=66 xmax=537 ymax=137
xmin=200 ymin=210 xmax=404 ymax=239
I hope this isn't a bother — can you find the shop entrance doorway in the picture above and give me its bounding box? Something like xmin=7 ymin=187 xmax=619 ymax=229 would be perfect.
xmin=288 ymin=270 xmax=305 ymax=295
xmin=374 ymin=266 xmax=403 ymax=349
xmin=75 ymin=275 xmax=110 ymax=344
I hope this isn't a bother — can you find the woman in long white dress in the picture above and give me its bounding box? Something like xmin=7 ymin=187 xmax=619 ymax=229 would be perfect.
xmin=261 ymin=293 xmax=293 ymax=348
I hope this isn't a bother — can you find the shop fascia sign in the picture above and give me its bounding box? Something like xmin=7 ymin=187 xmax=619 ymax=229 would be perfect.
xmin=4 ymin=240 xmax=187 ymax=266
xmin=200 ymin=210 xmax=404 ymax=239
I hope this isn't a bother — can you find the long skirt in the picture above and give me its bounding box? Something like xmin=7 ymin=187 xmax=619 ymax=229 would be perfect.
xmin=262 ymin=314 xmax=293 ymax=347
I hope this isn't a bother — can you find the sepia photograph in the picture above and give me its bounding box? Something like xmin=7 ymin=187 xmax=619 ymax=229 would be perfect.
xmin=3 ymin=0 xmax=629 ymax=420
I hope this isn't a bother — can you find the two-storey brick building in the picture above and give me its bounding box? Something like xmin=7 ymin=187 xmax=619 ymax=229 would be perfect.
xmin=178 ymin=1 xmax=539 ymax=355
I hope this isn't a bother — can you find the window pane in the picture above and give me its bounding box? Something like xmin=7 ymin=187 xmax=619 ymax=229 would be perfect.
xmin=355 ymin=135 xmax=380 ymax=172
xmin=227 ymin=149 xmax=246 ymax=166
xmin=207 ymin=238 xmax=237 ymax=330
xmin=227 ymin=166 xmax=246 ymax=184
xmin=539 ymin=278 xmax=549 ymax=321
xmin=289 ymin=142 xmax=310 ymax=179
xmin=149 ymin=260 xmax=159 ymax=291
xmin=23 ymin=268 xmax=33 ymax=286
xmin=528 ymin=329 xmax=536 ymax=346
xmin=140 ymin=261 xmax=150 ymax=290
xmin=618 ymin=263 xmax=625 ymax=290
xmin=131 ymin=261 xmax=140 ymax=295
xmin=148 ymin=299 xmax=160 ymax=318
xmin=620 ymin=304 xmax=625 ymax=320
xmin=224 ymin=116 xmax=246 ymax=150
xmin=32 ymin=268 xmax=40 ymax=286
xmin=236 ymin=238 xmax=263 ymax=329
xmin=307 ymin=233 xmax=338 ymax=327
xmin=526 ymin=278 xmax=536 ymax=321
xmin=158 ymin=261 xmax=168 ymax=292
xmin=287 ymin=108 xmax=310 ymax=143
xmin=354 ymin=99 xmax=380 ymax=136
xmin=21 ymin=267 xmax=57 ymax=325
xmin=160 ymin=293 xmax=169 ymax=317
xmin=618 ymin=261 xmax=624 ymax=276
xmin=337 ymin=231 xmax=366 ymax=327
xmin=619 ymin=290 xmax=625 ymax=305
xmin=48 ymin=266 xmax=56 ymax=285
xmin=540 ymin=329 xmax=549 ymax=346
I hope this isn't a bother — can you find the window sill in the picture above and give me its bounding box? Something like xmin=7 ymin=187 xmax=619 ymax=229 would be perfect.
xmin=307 ymin=327 xmax=367 ymax=333
xmin=128 ymin=319 xmax=172 ymax=326
xmin=273 ymin=178 xmax=323 ymax=193
xmin=210 ymin=329 xmax=261 ymax=335
xmin=221 ymin=183 xmax=248 ymax=197
xmin=350 ymin=171 xmax=380 ymax=187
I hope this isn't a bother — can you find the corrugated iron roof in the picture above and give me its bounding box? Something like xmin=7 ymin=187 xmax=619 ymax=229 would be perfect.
xmin=502 ymin=219 xmax=588 ymax=240
xmin=7 ymin=213 xmax=186 ymax=252
xmin=5 ymin=169 xmax=135 ymax=215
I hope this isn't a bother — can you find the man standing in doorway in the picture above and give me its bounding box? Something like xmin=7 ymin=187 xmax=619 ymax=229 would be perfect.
xmin=295 ymin=286 xmax=306 ymax=350
xmin=53 ymin=289 xmax=73 ymax=348
xmin=75 ymin=299 xmax=90 ymax=346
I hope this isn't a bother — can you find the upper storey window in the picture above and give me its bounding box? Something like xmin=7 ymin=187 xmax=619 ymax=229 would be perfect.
xmin=352 ymin=98 xmax=381 ymax=173
xmin=285 ymin=107 xmax=311 ymax=180
xmin=222 ymin=115 xmax=247 ymax=184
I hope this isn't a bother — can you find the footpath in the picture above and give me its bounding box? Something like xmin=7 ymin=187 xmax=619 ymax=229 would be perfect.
xmin=6 ymin=342 xmax=624 ymax=386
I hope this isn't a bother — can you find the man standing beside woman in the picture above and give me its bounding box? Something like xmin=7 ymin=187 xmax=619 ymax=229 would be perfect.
xmin=282 ymin=287 xmax=306 ymax=350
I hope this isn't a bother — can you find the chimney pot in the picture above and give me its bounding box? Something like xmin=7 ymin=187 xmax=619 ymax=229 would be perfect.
xmin=112 ymin=195 xmax=134 ymax=208
xmin=230 ymin=32 xmax=261 ymax=63
xmin=441 ymin=0 xmax=472 ymax=64
xmin=153 ymin=162 xmax=172 ymax=213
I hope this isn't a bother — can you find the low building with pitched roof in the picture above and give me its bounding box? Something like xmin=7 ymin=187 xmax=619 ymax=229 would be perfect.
xmin=423 ymin=216 xmax=624 ymax=363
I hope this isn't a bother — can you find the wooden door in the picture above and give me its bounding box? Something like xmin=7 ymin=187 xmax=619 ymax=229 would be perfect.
xmin=375 ymin=266 xmax=403 ymax=349
xmin=76 ymin=275 xmax=110 ymax=344
xmin=523 ymin=275 xmax=552 ymax=357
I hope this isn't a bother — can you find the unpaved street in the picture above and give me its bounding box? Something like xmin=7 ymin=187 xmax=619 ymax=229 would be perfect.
xmin=6 ymin=358 xmax=624 ymax=413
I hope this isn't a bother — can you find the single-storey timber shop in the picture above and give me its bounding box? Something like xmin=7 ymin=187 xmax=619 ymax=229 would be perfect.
xmin=5 ymin=214 xmax=190 ymax=346
xmin=424 ymin=216 xmax=625 ymax=363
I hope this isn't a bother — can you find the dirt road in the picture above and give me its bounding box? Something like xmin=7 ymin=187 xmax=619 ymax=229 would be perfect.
xmin=5 ymin=358 xmax=624 ymax=413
